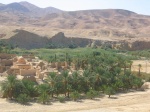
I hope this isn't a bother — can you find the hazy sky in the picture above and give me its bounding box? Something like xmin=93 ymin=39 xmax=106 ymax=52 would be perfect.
xmin=0 ymin=0 xmax=150 ymax=15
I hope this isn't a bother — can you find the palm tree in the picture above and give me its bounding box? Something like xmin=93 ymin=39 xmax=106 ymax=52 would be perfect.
xmin=94 ymin=73 xmax=102 ymax=90
xmin=104 ymin=86 xmax=115 ymax=98
xmin=0 ymin=46 xmax=3 ymax=53
xmin=45 ymin=72 xmax=57 ymax=97
xmin=1 ymin=75 xmax=18 ymax=99
xmin=138 ymin=64 xmax=142 ymax=76
xmin=80 ymin=70 xmax=91 ymax=93
xmin=61 ymin=70 xmax=69 ymax=97
xmin=70 ymin=91 xmax=80 ymax=101
xmin=86 ymin=89 xmax=99 ymax=99
xmin=65 ymin=53 xmax=68 ymax=62
xmin=37 ymin=84 xmax=50 ymax=104
xmin=95 ymin=67 xmax=104 ymax=86
xmin=71 ymin=71 xmax=80 ymax=91
xmin=83 ymin=70 xmax=90 ymax=88
xmin=22 ymin=80 xmax=37 ymax=97
xmin=54 ymin=54 xmax=57 ymax=62
xmin=128 ymin=60 xmax=133 ymax=71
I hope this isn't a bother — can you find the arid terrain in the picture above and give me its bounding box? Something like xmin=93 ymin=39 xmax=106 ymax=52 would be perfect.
xmin=0 ymin=2 xmax=150 ymax=50
xmin=132 ymin=60 xmax=150 ymax=73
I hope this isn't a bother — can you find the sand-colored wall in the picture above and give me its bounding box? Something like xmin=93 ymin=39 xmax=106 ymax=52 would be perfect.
xmin=7 ymin=68 xmax=20 ymax=75
xmin=0 ymin=66 xmax=6 ymax=73
xmin=20 ymin=69 xmax=36 ymax=76
xmin=55 ymin=62 xmax=61 ymax=69
xmin=22 ymin=55 xmax=35 ymax=59
xmin=17 ymin=64 xmax=31 ymax=69
xmin=0 ymin=53 xmax=16 ymax=59
xmin=51 ymin=62 xmax=56 ymax=68
xmin=1 ymin=59 xmax=13 ymax=66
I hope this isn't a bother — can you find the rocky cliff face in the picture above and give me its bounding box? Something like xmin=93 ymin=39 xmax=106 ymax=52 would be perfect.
xmin=49 ymin=32 xmax=92 ymax=47
xmin=3 ymin=30 xmax=150 ymax=51
xmin=130 ymin=41 xmax=150 ymax=50
xmin=6 ymin=30 xmax=49 ymax=49
xmin=4 ymin=30 xmax=93 ymax=49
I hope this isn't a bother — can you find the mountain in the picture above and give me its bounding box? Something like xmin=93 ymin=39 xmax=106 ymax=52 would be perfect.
xmin=19 ymin=1 xmax=62 ymax=16
xmin=43 ymin=7 xmax=62 ymax=14
xmin=5 ymin=30 xmax=92 ymax=49
xmin=6 ymin=30 xmax=50 ymax=49
xmin=0 ymin=3 xmax=4 ymax=6
xmin=38 ymin=9 xmax=150 ymax=39
xmin=1 ymin=6 xmax=150 ymax=39
xmin=0 ymin=2 xmax=29 ymax=13
xmin=0 ymin=2 xmax=62 ymax=17
xmin=0 ymin=1 xmax=150 ymax=50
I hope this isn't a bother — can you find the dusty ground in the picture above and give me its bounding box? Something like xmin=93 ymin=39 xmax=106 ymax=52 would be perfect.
xmin=132 ymin=60 xmax=150 ymax=73
xmin=0 ymin=90 xmax=150 ymax=112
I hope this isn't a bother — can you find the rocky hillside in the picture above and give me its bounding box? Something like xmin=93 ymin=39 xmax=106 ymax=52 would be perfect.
xmin=19 ymin=1 xmax=62 ymax=17
xmin=0 ymin=1 xmax=150 ymax=50
xmin=0 ymin=2 xmax=62 ymax=16
xmin=3 ymin=29 xmax=150 ymax=51
xmin=6 ymin=30 xmax=49 ymax=49
xmin=0 ymin=2 xmax=149 ymax=34
xmin=4 ymin=30 xmax=93 ymax=49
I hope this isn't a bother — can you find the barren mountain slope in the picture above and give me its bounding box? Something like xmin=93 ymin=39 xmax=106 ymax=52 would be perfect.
xmin=0 ymin=3 xmax=150 ymax=39
xmin=0 ymin=2 xmax=150 ymax=50
xmin=6 ymin=30 xmax=50 ymax=49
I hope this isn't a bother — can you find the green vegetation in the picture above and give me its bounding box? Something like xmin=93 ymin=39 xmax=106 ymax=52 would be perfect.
xmin=0 ymin=40 xmax=15 ymax=53
xmin=16 ymin=94 xmax=30 ymax=104
xmin=86 ymin=89 xmax=99 ymax=99
xmin=104 ymin=86 xmax=115 ymax=98
xmin=0 ymin=47 xmax=147 ymax=105
xmin=58 ymin=96 xmax=65 ymax=103
xmin=127 ymin=50 xmax=150 ymax=59
xmin=70 ymin=91 xmax=80 ymax=101
xmin=10 ymin=47 xmax=136 ymax=62
xmin=37 ymin=84 xmax=50 ymax=104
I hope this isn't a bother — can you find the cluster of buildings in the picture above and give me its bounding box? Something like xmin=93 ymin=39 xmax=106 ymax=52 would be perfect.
xmin=0 ymin=53 xmax=70 ymax=83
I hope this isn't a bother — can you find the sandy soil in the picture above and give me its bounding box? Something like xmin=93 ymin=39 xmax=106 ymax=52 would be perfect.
xmin=132 ymin=60 xmax=150 ymax=73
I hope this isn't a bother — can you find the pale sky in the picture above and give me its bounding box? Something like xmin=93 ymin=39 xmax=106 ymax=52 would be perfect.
xmin=0 ymin=0 xmax=150 ymax=15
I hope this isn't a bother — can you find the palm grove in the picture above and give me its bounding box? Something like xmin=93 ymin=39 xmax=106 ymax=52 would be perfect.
xmin=0 ymin=48 xmax=143 ymax=104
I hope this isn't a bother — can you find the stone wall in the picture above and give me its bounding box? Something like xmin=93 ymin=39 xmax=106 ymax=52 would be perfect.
xmin=7 ymin=68 xmax=20 ymax=75
xmin=17 ymin=64 xmax=31 ymax=69
xmin=0 ymin=66 xmax=5 ymax=73
xmin=1 ymin=59 xmax=13 ymax=66
xmin=20 ymin=69 xmax=36 ymax=76
xmin=0 ymin=53 xmax=16 ymax=59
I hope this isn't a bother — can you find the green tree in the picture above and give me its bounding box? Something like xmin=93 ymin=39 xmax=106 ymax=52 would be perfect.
xmin=104 ymin=86 xmax=115 ymax=98
xmin=16 ymin=94 xmax=30 ymax=105
xmin=138 ymin=64 xmax=142 ymax=76
xmin=45 ymin=72 xmax=57 ymax=97
xmin=86 ymin=89 xmax=99 ymax=99
xmin=70 ymin=91 xmax=80 ymax=101
xmin=61 ymin=70 xmax=69 ymax=97
xmin=37 ymin=84 xmax=50 ymax=104
xmin=1 ymin=75 xmax=19 ymax=99
xmin=22 ymin=80 xmax=37 ymax=97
